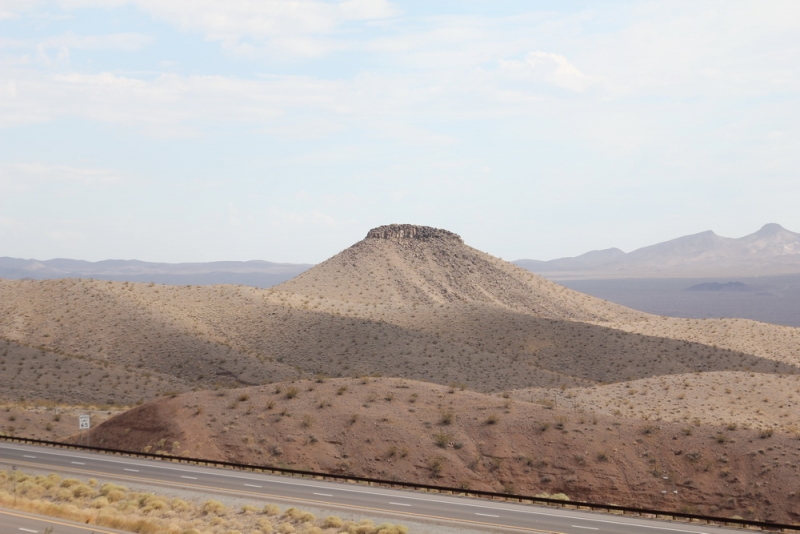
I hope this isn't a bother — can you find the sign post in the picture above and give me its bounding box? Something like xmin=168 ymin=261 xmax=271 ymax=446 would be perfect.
xmin=79 ymin=414 xmax=91 ymax=447
xmin=11 ymin=465 xmax=17 ymax=505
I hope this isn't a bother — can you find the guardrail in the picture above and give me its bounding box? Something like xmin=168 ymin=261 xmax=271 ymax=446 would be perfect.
xmin=1 ymin=435 xmax=798 ymax=532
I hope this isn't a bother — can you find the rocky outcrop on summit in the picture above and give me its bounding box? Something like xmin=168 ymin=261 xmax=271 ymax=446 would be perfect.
xmin=277 ymin=224 xmax=641 ymax=322
xmin=366 ymin=224 xmax=462 ymax=242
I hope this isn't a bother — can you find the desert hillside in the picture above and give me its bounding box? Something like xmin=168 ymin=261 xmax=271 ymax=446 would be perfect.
xmin=73 ymin=377 xmax=800 ymax=524
xmin=4 ymin=224 xmax=800 ymax=523
xmin=2 ymin=225 xmax=799 ymax=402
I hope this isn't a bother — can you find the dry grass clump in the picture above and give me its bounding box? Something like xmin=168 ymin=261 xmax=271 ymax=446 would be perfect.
xmin=0 ymin=468 xmax=407 ymax=534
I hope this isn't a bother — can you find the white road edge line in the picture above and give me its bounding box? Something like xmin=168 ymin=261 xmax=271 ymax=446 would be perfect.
xmin=475 ymin=513 xmax=499 ymax=518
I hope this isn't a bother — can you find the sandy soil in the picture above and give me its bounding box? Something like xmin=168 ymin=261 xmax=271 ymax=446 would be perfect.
xmin=513 ymin=372 xmax=800 ymax=434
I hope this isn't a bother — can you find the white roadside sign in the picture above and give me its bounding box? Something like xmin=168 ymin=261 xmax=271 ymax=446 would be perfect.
xmin=79 ymin=414 xmax=90 ymax=430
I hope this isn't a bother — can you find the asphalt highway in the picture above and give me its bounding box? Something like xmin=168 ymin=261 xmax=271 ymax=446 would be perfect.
xmin=0 ymin=442 xmax=758 ymax=534
xmin=0 ymin=508 xmax=129 ymax=534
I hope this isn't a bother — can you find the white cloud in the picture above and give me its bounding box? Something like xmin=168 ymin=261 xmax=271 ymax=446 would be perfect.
xmin=337 ymin=0 xmax=396 ymax=21
xmin=0 ymin=216 xmax=23 ymax=230
xmin=42 ymin=32 xmax=153 ymax=52
xmin=0 ymin=0 xmax=35 ymax=19
xmin=0 ymin=163 xmax=125 ymax=192
xmin=53 ymin=0 xmax=397 ymax=57
xmin=499 ymin=51 xmax=596 ymax=93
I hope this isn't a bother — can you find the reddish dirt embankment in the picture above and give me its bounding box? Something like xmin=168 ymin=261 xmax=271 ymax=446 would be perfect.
xmin=73 ymin=378 xmax=800 ymax=524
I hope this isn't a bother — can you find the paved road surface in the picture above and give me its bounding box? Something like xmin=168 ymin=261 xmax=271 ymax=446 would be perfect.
xmin=0 ymin=507 xmax=129 ymax=534
xmin=0 ymin=442 xmax=757 ymax=534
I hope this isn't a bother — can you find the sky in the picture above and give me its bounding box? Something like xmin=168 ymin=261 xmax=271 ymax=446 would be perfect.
xmin=1 ymin=0 xmax=799 ymax=263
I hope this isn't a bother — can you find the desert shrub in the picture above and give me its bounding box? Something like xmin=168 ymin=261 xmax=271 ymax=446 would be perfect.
xmin=283 ymin=507 xmax=315 ymax=522
xmin=17 ymin=481 xmax=46 ymax=499
xmin=434 ymin=433 xmax=450 ymax=448
xmin=641 ymin=423 xmax=657 ymax=435
xmin=140 ymin=496 xmax=168 ymax=512
xmin=71 ymin=484 xmax=96 ymax=499
xmin=485 ymin=413 xmax=498 ymax=425
xmin=759 ymin=427 xmax=774 ymax=438
xmin=439 ymin=411 xmax=454 ymax=425
xmin=106 ymin=489 xmax=126 ymax=503
xmin=202 ymin=499 xmax=228 ymax=515
xmin=242 ymin=504 xmax=258 ymax=513
xmin=263 ymin=504 xmax=281 ymax=515
xmin=285 ymin=387 xmax=299 ymax=399
xmin=277 ymin=523 xmax=295 ymax=534
xmin=429 ymin=456 xmax=445 ymax=477
xmin=322 ymin=516 xmax=344 ymax=528
xmin=91 ymin=496 xmax=110 ymax=508
xmin=55 ymin=488 xmax=74 ymax=501
xmin=100 ymin=483 xmax=128 ymax=496
xmin=171 ymin=498 xmax=193 ymax=512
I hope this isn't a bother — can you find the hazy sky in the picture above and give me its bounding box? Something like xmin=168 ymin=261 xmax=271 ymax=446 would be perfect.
xmin=1 ymin=1 xmax=798 ymax=263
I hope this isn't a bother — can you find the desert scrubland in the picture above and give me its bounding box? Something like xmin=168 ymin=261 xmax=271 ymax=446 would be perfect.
xmin=1 ymin=224 xmax=799 ymax=523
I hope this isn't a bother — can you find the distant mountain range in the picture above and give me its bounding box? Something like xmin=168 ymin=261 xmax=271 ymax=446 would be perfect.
xmin=515 ymin=223 xmax=800 ymax=278
xmin=3 ymin=223 xmax=799 ymax=286
xmin=0 ymin=257 xmax=312 ymax=287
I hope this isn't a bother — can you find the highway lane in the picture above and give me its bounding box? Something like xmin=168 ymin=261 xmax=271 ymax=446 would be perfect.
xmin=0 ymin=442 xmax=755 ymax=534
xmin=0 ymin=507 xmax=130 ymax=534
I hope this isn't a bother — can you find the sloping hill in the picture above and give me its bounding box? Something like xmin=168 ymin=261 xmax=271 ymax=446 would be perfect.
xmin=74 ymin=377 xmax=800 ymax=524
xmin=2 ymin=225 xmax=800 ymax=403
